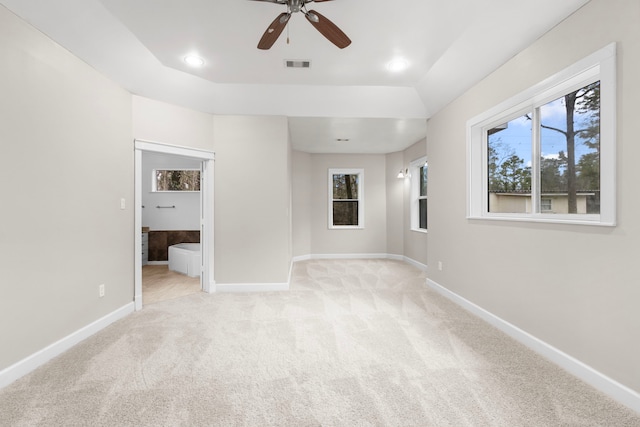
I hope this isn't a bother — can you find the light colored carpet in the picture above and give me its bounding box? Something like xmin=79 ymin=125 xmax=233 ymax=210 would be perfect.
xmin=1 ymin=259 xmax=639 ymax=426
xmin=142 ymin=265 xmax=201 ymax=305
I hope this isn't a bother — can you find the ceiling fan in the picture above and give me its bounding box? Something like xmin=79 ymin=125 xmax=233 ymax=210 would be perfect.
xmin=251 ymin=0 xmax=351 ymax=50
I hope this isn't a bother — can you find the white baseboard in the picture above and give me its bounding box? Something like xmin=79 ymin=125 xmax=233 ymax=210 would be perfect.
xmin=0 ymin=302 xmax=134 ymax=389
xmin=216 ymin=255 xmax=424 ymax=293
xmin=402 ymin=256 xmax=428 ymax=272
xmin=292 ymin=253 xmax=428 ymax=272
xmin=426 ymin=278 xmax=640 ymax=414
xmin=145 ymin=261 xmax=168 ymax=266
xmin=211 ymin=260 xmax=293 ymax=293
xmin=216 ymin=282 xmax=289 ymax=292
xmin=305 ymin=253 xmax=391 ymax=260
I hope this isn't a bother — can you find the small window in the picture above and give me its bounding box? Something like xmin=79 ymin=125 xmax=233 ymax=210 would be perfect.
xmin=410 ymin=156 xmax=428 ymax=231
xmin=153 ymin=169 xmax=200 ymax=192
xmin=468 ymin=43 xmax=616 ymax=226
xmin=328 ymin=169 xmax=364 ymax=228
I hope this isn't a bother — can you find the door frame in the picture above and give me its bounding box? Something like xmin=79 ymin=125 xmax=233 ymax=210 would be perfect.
xmin=134 ymin=139 xmax=215 ymax=311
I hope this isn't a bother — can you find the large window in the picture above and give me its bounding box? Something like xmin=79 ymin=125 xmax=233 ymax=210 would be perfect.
xmin=410 ymin=156 xmax=428 ymax=231
xmin=329 ymin=169 xmax=364 ymax=228
xmin=468 ymin=44 xmax=616 ymax=226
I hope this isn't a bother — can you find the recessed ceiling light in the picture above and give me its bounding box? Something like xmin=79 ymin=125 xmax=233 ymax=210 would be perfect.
xmin=387 ymin=59 xmax=409 ymax=72
xmin=184 ymin=55 xmax=205 ymax=67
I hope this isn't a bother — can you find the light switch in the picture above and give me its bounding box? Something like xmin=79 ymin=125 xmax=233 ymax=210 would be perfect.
xmin=120 ymin=198 xmax=126 ymax=210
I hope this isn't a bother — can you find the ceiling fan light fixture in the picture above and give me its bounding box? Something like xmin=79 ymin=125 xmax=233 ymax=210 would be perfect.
xmin=184 ymin=55 xmax=205 ymax=67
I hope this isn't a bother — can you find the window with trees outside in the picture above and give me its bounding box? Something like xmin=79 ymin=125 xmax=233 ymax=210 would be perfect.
xmin=329 ymin=168 xmax=364 ymax=228
xmin=153 ymin=169 xmax=200 ymax=192
xmin=410 ymin=156 xmax=428 ymax=231
xmin=467 ymin=44 xmax=616 ymax=226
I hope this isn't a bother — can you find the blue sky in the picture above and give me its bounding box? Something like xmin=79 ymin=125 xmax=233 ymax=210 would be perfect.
xmin=489 ymin=96 xmax=597 ymax=168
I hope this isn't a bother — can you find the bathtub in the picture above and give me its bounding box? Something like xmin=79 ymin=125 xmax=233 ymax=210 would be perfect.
xmin=168 ymin=243 xmax=201 ymax=277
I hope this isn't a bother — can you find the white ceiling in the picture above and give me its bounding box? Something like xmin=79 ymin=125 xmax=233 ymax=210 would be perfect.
xmin=0 ymin=0 xmax=590 ymax=153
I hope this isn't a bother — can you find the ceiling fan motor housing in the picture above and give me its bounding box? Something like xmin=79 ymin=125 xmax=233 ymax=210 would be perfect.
xmin=289 ymin=0 xmax=304 ymax=13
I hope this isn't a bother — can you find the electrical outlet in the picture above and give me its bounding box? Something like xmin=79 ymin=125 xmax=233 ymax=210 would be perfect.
xmin=438 ymin=261 xmax=443 ymax=271
xmin=99 ymin=284 xmax=105 ymax=297
xmin=120 ymin=198 xmax=126 ymax=210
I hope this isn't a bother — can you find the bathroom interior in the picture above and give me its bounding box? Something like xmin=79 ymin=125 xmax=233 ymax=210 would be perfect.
xmin=141 ymin=151 xmax=202 ymax=304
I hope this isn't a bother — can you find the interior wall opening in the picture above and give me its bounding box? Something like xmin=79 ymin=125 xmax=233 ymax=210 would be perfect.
xmin=141 ymin=151 xmax=203 ymax=305
xmin=134 ymin=140 xmax=215 ymax=311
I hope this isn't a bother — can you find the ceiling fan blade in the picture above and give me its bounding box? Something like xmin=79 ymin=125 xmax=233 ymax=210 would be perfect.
xmin=249 ymin=0 xmax=287 ymax=3
xmin=305 ymin=10 xmax=351 ymax=49
xmin=258 ymin=12 xmax=291 ymax=50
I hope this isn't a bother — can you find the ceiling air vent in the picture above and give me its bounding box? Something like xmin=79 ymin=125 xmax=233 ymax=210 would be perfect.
xmin=285 ymin=60 xmax=311 ymax=69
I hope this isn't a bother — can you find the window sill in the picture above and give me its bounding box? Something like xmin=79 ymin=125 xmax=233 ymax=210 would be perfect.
xmin=329 ymin=226 xmax=365 ymax=230
xmin=467 ymin=214 xmax=615 ymax=227
xmin=410 ymin=228 xmax=428 ymax=234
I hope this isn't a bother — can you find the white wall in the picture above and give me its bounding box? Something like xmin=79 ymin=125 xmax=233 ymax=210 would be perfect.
xmin=213 ymin=115 xmax=291 ymax=284
xmin=308 ymin=154 xmax=388 ymax=255
xmin=385 ymin=151 xmax=404 ymax=256
xmin=132 ymin=96 xmax=214 ymax=152
xmin=141 ymin=152 xmax=201 ymax=231
xmin=427 ymin=0 xmax=640 ymax=393
xmin=403 ymin=139 xmax=428 ymax=266
xmin=292 ymin=148 xmax=428 ymax=263
xmin=0 ymin=6 xmax=133 ymax=371
xmin=133 ymin=101 xmax=292 ymax=286
xmin=292 ymin=150 xmax=312 ymax=258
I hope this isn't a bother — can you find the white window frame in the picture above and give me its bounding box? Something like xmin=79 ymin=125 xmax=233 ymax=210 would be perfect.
xmin=328 ymin=168 xmax=364 ymax=229
xmin=467 ymin=43 xmax=616 ymax=226
xmin=410 ymin=156 xmax=428 ymax=233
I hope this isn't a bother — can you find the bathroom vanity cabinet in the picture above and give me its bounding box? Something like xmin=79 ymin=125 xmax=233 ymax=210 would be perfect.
xmin=141 ymin=232 xmax=149 ymax=266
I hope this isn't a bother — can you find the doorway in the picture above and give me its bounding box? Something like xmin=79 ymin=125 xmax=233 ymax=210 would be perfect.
xmin=142 ymin=264 xmax=201 ymax=304
xmin=134 ymin=140 xmax=214 ymax=311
